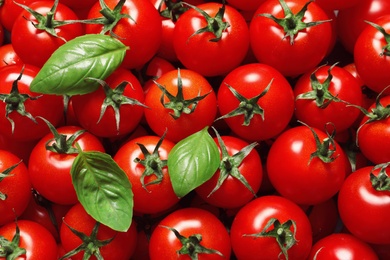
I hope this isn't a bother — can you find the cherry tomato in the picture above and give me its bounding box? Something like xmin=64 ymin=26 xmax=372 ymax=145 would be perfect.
xmin=86 ymin=0 xmax=162 ymax=69
xmin=149 ymin=207 xmax=231 ymax=260
xmin=71 ymin=68 xmax=146 ymax=138
xmin=11 ymin=0 xmax=84 ymax=68
xmin=0 ymin=44 xmax=22 ymax=68
xmin=267 ymin=125 xmax=351 ymax=205
xmin=0 ymin=150 xmax=31 ymax=226
xmin=114 ymin=135 xmax=180 ymax=215
xmin=216 ymin=63 xmax=295 ymax=141
xmin=173 ymin=2 xmax=250 ymax=76
xmin=144 ymin=68 xmax=217 ymax=143
xmin=0 ymin=64 xmax=64 ymax=142
xmin=338 ymin=165 xmax=390 ymax=245
xmin=0 ymin=0 xmax=36 ymax=31
xmin=0 ymin=220 xmax=58 ymax=260
xmin=249 ymin=0 xmax=333 ymax=77
xmin=230 ymin=195 xmax=313 ymax=260
xmin=60 ymin=203 xmax=138 ymax=260
xmin=307 ymin=233 xmax=379 ymax=260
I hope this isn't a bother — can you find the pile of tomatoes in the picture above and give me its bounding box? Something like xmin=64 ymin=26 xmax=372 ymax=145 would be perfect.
xmin=0 ymin=0 xmax=389 ymax=259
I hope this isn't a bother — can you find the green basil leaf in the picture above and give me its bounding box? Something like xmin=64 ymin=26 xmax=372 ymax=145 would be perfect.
xmin=71 ymin=150 xmax=133 ymax=232
xmin=30 ymin=34 xmax=128 ymax=96
xmin=167 ymin=127 xmax=220 ymax=198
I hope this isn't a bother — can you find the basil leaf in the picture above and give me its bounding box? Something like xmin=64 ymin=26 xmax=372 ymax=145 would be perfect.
xmin=71 ymin=150 xmax=133 ymax=232
xmin=167 ymin=127 xmax=220 ymax=198
xmin=30 ymin=34 xmax=128 ymax=96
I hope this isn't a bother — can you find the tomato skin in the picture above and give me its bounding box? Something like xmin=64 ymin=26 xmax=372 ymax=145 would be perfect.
xmin=0 ymin=150 xmax=31 ymax=226
xmin=144 ymin=69 xmax=217 ymax=143
xmin=230 ymin=195 xmax=313 ymax=260
xmin=0 ymin=44 xmax=22 ymax=68
xmin=337 ymin=166 xmax=390 ymax=245
xmin=114 ymin=135 xmax=180 ymax=215
xmin=307 ymin=233 xmax=379 ymax=260
xmin=11 ymin=1 xmax=84 ymax=68
xmin=0 ymin=220 xmax=58 ymax=260
xmin=315 ymin=0 xmax=360 ymax=11
xmin=337 ymin=0 xmax=390 ymax=54
xmin=0 ymin=64 xmax=64 ymax=142
xmin=354 ymin=15 xmax=390 ymax=95
xmin=249 ymin=0 xmax=333 ymax=77
xmin=71 ymin=68 xmax=146 ymax=138
xmin=0 ymin=0 xmax=36 ymax=31
xmin=357 ymin=95 xmax=390 ymax=164
xmin=149 ymin=207 xmax=231 ymax=260
xmin=267 ymin=125 xmax=350 ymax=205
xmin=60 ymin=203 xmax=138 ymax=260
xmin=28 ymin=125 xmax=105 ymax=205
xmin=217 ymin=63 xmax=294 ymax=141
xmin=294 ymin=64 xmax=363 ymax=133
xmin=86 ymin=0 xmax=162 ymax=70
xmin=226 ymin=0 xmax=266 ymax=11
xmin=195 ymin=135 xmax=263 ymax=209
xmin=173 ymin=2 xmax=250 ymax=77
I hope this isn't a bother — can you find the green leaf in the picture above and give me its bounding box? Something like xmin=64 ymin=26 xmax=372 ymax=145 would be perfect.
xmin=167 ymin=127 xmax=220 ymax=198
xmin=71 ymin=150 xmax=133 ymax=232
xmin=30 ymin=34 xmax=128 ymax=96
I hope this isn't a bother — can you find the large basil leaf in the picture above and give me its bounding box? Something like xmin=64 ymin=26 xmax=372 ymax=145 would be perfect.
xmin=167 ymin=127 xmax=220 ymax=198
xmin=71 ymin=150 xmax=133 ymax=232
xmin=30 ymin=34 xmax=128 ymax=96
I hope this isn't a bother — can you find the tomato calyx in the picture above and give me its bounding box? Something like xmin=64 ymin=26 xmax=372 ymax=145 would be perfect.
xmin=159 ymin=225 xmax=224 ymax=260
xmin=60 ymin=221 xmax=115 ymax=260
xmin=14 ymin=0 xmax=82 ymax=41
xmin=88 ymin=0 xmax=135 ymax=37
xmin=296 ymin=63 xmax=342 ymax=109
xmin=215 ymin=79 xmax=273 ymax=126
xmin=301 ymin=121 xmax=339 ymax=164
xmin=365 ymin=20 xmax=390 ymax=56
xmin=86 ymin=77 xmax=148 ymax=134
xmin=0 ymin=65 xmax=41 ymax=134
xmin=259 ymin=0 xmax=331 ymax=45
xmin=36 ymin=116 xmax=85 ymax=154
xmin=134 ymin=131 xmax=168 ymax=191
xmin=370 ymin=162 xmax=390 ymax=191
xmin=0 ymin=220 xmax=26 ymax=259
xmin=243 ymin=218 xmax=297 ymax=260
xmin=183 ymin=1 xmax=230 ymax=42
xmin=158 ymin=0 xmax=189 ymax=22
xmin=0 ymin=161 xmax=22 ymax=200
xmin=154 ymin=68 xmax=211 ymax=119
xmin=208 ymin=127 xmax=258 ymax=197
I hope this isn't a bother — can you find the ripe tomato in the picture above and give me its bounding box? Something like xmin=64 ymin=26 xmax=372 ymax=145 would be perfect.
xmin=0 ymin=220 xmax=58 ymax=260
xmin=0 ymin=44 xmax=22 ymax=68
xmin=294 ymin=63 xmax=363 ymax=133
xmin=230 ymin=195 xmax=313 ymax=260
xmin=337 ymin=165 xmax=390 ymax=245
xmin=60 ymin=203 xmax=138 ymax=260
xmin=357 ymin=95 xmax=390 ymax=164
xmin=267 ymin=125 xmax=350 ymax=205
xmin=336 ymin=0 xmax=390 ymax=54
xmin=0 ymin=0 xmax=36 ymax=31
xmin=0 ymin=64 xmax=64 ymax=142
xmin=354 ymin=15 xmax=390 ymax=95
xmin=144 ymin=68 xmax=217 ymax=143
xmin=71 ymin=68 xmax=146 ymax=138
xmin=86 ymin=0 xmax=162 ymax=69
xmin=0 ymin=150 xmax=31 ymax=226
xmin=11 ymin=0 xmax=84 ymax=68
xmin=216 ymin=63 xmax=294 ymax=141
xmin=249 ymin=0 xmax=333 ymax=77
xmin=308 ymin=233 xmax=379 ymax=260
xmin=226 ymin=0 xmax=266 ymax=11
xmin=149 ymin=207 xmax=231 ymax=260
xmin=195 ymin=135 xmax=263 ymax=209
xmin=315 ymin=0 xmax=360 ymax=11
xmin=173 ymin=2 xmax=250 ymax=76
xmin=114 ymin=135 xmax=180 ymax=215
xmin=28 ymin=125 xmax=105 ymax=205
